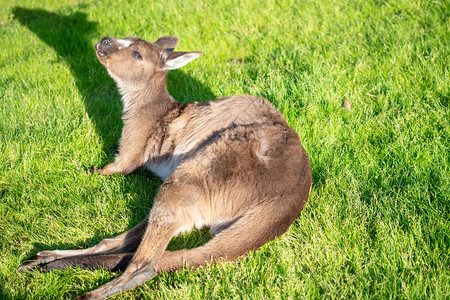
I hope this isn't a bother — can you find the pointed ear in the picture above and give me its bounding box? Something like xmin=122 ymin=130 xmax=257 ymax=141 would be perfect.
xmin=162 ymin=51 xmax=203 ymax=70
xmin=154 ymin=36 xmax=178 ymax=51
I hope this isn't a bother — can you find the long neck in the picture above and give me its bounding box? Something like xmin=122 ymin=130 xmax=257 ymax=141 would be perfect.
xmin=117 ymin=72 xmax=176 ymax=121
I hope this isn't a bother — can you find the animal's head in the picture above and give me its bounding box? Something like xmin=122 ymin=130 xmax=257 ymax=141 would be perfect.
xmin=95 ymin=36 xmax=202 ymax=88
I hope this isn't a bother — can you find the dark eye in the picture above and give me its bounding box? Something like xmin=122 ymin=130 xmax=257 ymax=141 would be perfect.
xmin=133 ymin=51 xmax=142 ymax=60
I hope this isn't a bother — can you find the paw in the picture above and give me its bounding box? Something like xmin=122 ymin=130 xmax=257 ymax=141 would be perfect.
xmin=88 ymin=166 xmax=101 ymax=174
xmin=17 ymin=251 xmax=58 ymax=271
xmin=87 ymin=164 xmax=116 ymax=176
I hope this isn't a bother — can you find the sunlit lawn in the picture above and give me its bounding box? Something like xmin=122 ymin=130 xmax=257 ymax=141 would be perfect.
xmin=0 ymin=0 xmax=448 ymax=298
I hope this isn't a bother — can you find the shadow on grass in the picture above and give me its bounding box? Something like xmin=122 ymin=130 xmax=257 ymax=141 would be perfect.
xmin=13 ymin=6 xmax=215 ymax=273
xmin=13 ymin=7 xmax=215 ymax=150
xmin=13 ymin=7 xmax=121 ymax=150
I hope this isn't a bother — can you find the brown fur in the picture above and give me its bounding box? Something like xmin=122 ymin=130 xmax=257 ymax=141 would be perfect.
xmin=18 ymin=36 xmax=312 ymax=300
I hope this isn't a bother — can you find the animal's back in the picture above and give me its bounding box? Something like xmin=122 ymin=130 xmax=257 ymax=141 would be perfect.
xmin=147 ymin=95 xmax=290 ymax=180
xmin=163 ymin=95 xmax=311 ymax=235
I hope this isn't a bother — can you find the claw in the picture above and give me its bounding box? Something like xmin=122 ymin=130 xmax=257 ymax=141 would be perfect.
xmin=88 ymin=166 xmax=101 ymax=174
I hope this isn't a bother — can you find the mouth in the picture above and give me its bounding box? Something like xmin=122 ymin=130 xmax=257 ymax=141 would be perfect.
xmin=95 ymin=41 xmax=107 ymax=58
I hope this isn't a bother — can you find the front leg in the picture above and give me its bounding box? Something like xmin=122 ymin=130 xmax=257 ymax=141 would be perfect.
xmin=89 ymin=151 xmax=145 ymax=175
xmin=90 ymin=146 xmax=148 ymax=176
xmin=89 ymin=124 xmax=153 ymax=176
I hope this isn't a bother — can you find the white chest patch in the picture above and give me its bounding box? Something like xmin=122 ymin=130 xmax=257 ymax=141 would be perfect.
xmin=145 ymin=136 xmax=199 ymax=181
xmin=146 ymin=155 xmax=183 ymax=181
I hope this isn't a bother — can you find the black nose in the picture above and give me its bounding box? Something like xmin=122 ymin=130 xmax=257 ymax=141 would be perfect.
xmin=101 ymin=36 xmax=113 ymax=46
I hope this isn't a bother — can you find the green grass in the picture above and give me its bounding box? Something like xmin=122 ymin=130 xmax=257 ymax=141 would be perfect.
xmin=0 ymin=0 xmax=448 ymax=298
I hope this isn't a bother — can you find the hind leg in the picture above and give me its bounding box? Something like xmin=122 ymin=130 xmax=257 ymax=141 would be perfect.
xmin=39 ymin=200 xmax=296 ymax=274
xmin=76 ymin=203 xmax=183 ymax=299
xmin=18 ymin=217 xmax=149 ymax=271
xmin=40 ymin=200 xmax=300 ymax=278
xmin=75 ymin=179 xmax=205 ymax=299
xmin=30 ymin=201 xmax=300 ymax=300
xmin=40 ymin=253 xmax=134 ymax=272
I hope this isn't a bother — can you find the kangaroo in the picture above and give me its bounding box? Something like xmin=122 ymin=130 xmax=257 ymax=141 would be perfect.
xmin=18 ymin=36 xmax=312 ymax=299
